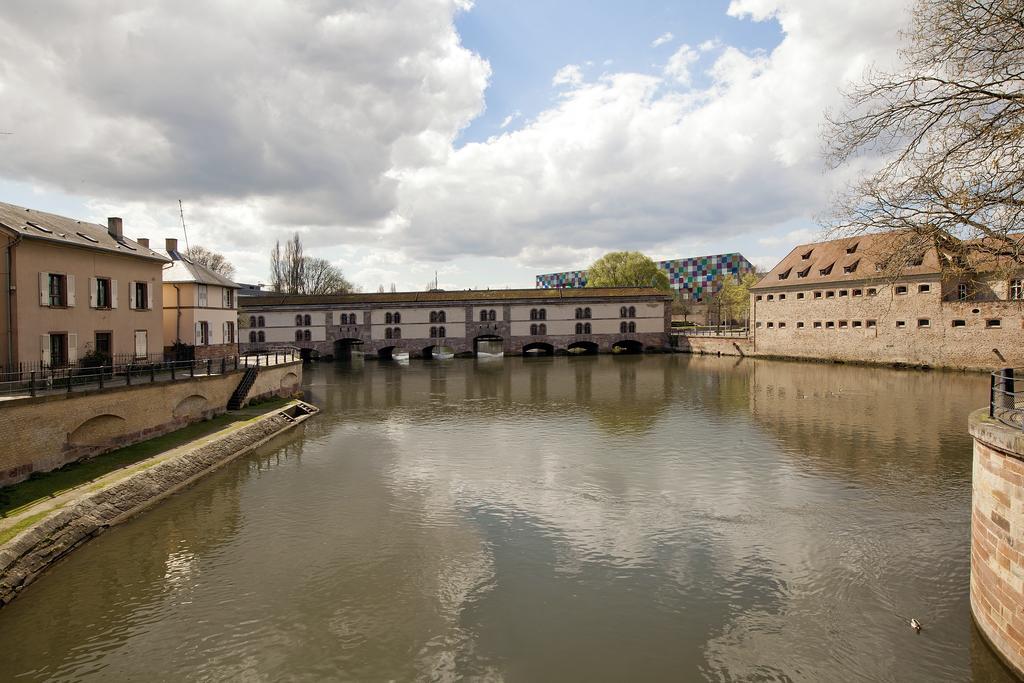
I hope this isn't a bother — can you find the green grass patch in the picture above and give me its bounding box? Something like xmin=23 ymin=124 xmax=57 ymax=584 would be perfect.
xmin=0 ymin=399 xmax=291 ymax=518
xmin=0 ymin=511 xmax=51 ymax=546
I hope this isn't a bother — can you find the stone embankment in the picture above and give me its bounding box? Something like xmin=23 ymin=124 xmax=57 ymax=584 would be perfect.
xmin=0 ymin=400 xmax=318 ymax=608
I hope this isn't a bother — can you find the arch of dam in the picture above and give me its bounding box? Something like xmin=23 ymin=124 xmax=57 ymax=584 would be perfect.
xmin=239 ymin=288 xmax=672 ymax=359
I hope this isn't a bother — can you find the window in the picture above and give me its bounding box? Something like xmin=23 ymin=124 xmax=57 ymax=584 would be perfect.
xmin=867 ymin=288 xmax=877 ymax=297
xmin=295 ymin=330 xmax=303 ymax=341
xmin=303 ymin=330 xmax=311 ymax=341
xmin=798 ymin=266 xmax=810 ymax=278
xmin=296 ymin=314 xmax=303 ymax=326
xmin=813 ymin=321 xmax=822 ymax=329
xmin=133 ymin=330 xmax=146 ymax=359
xmin=756 ymin=321 xmax=763 ymax=328
xmin=620 ymin=305 xmax=628 ymax=317
xmin=839 ymin=320 xmax=848 ymax=328
xmin=95 ymin=332 xmax=112 ymax=356
xmin=628 ymin=306 xmax=635 ymax=318
xmin=866 ymin=320 xmax=877 ymax=328
xmin=538 ymin=323 xmax=546 ymax=334
xmin=386 ymin=312 xmax=393 ymax=324
xmin=895 ymin=285 xmax=908 ymax=295
xmin=755 ymin=295 xmax=762 ymax=302
xmin=767 ymin=322 xmax=774 ymax=328
xmin=584 ymin=322 xmax=592 ymax=334
xmin=258 ymin=316 xmax=265 ymax=327
xmin=198 ymin=284 xmax=208 ymax=307
xmin=852 ymin=289 xmax=862 ymax=297
xmin=304 ymin=314 xmax=311 ymax=326
xmin=530 ymin=308 xmax=538 ymax=320
xmin=958 ymin=283 xmax=969 ymax=301
xmin=530 ymin=324 xmax=538 ymax=335
xmin=918 ymin=284 xmax=930 ymax=293
xmin=538 ymin=308 xmax=546 ymax=320
xmin=92 ymin=277 xmax=113 ymax=308
xmin=225 ymin=289 xmax=234 ymax=309
xmin=896 ymin=320 xmax=907 ymax=328
xmin=438 ymin=326 xmax=445 ymax=338
xmin=584 ymin=307 xmax=592 ymax=319
xmin=814 ymin=291 xmax=822 ymax=299
xmin=838 ymin=290 xmax=848 ymax=297
xmin=779 ymin=294 xmax=786 ymax=301
xmin=1011 ymin=280 xmax=1023 ymax=300
xmin=918 ymin=318 xmax=930 ymax=328
xmin=249 ymin=331 xmax=257 ymax=343
xmin=393 ymin=312 xmax=401 ymax=324
xmin=826 ymin=321 xmax=835 ymax=329
xmin=801 ymin=249 xmax=813 ymax=260
xmin=257 ymin=331 xmax=265 ymax=342
xmin=481 ymin=310 xmax=489 ymax=322
xmin=796 ymin=322 xmax=804 ymax=328
xmin=249 ymin=315 xmax=257 ymax=327
xmin=851 ymin=320 xmax=862 ymax=328
xmin=819 ymin=262 xmax=834 ymax=276
xmin=779 ymin=268 xmax=792 ymax=280
xmin=47 ymin=273 xmax=67 ymax=307
xmin=385 ymin=327 xmax=392 ymax=339
xmin=778 ymin=322 xmax=786 ymax=329
xmin=952 ymin=320 xmax=966 ymax=328
xmin=986 ymin=319 xmax=1001 ymax=328
xmin=430 ymin=311 xmax=438 ymax=323
xmin=620 ymin=321 xmax=628 ymax=333
xmin=767 ymin=294 xmax=774 ymax=301
xmin=575 ymin=307 xmax=583 ymax=319
xmin=225 ymin=322 xmax=235 ymax=343
xmin=797 ymin=292 xmax=805 ymax=300
xmin=843 ymin=260 xmax=860 ymax=274
xmin=627 ymin=322 xmax=635 ymax=333
xmin=132 ymin=281 xmax=149 ymax=310
xmin=436 ymin=311 xmax=446 ymax=323
xmin=826 ymin=291 xmax=835 ymax=298
xmin=341 ymin=313 xmax=349 ymax=325
xmin=489 ymin=309 xmax=497 ymax=321
xmin=575 ymin=322 xmax=584 ymax=334
xmin=393 ymin=327 xmax=401 ymax=339
xmin=846 ymin=242 xmax=859 ymax=254
xmin=196 ymin=321 xmax=210 ymax=345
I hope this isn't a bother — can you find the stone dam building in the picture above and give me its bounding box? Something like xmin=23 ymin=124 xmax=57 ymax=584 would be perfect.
xmin=240 ymin=288 xmax=672 ymax=359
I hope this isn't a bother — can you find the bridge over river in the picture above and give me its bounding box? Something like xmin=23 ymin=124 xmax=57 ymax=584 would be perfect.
xmin=239 ymin=288 xmax=671 ymax=360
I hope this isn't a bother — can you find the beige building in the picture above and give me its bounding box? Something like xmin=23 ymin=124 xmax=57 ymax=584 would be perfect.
xmin=0 ymin=202 xmax=168 ymax=369
xmin=751 ymin=232 xmax=1024 ymax=370
xmin=154 ymin=238 xmax=240 ymax=360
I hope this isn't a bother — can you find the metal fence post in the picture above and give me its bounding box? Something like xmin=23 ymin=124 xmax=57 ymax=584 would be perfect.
xmin=207 ymin=358 xmax=212 ymax=376
xmin=221 ymin=357 xmax=226 ymax=375
xmin=99 ymin=367 xmax=104 ymax=389
xmin=171 ymin=363 xmax=176 ymax=380
xmin=151 ymin=364 xmax=156 ymax=383
xmin=190 ymin=360 xmax=195 ymax=378
xmin=234 ymin=355 xmax=239 ymax=371
xmin=127 ymin=364 xmax=132 ymax=386
xmin=999 ymin=368 xmax=1015 ymax=412
xmin=991 ymin=372 xmax=997 ymax=418
xmin=30 ymin=371 xmax=36 ymax=397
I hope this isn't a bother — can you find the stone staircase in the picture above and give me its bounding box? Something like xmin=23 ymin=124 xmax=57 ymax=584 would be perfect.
xmin=227 ymin=366 xmax=259 ymax=410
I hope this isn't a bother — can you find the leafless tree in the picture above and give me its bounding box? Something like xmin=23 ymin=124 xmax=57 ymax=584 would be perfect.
xmin=302 ymin=256 xmax=354 ymax=295
xmin=825 ymin=0 xmax=1024 ymax=273
xmin=185 ymin=245 xmax=236 ymax=279
xmin=269 ymin=233 xmax=353 ymax=294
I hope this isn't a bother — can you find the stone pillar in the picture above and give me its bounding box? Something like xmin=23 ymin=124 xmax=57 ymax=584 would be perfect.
xmin=970 ymin=409 xmax=1024 ymax=678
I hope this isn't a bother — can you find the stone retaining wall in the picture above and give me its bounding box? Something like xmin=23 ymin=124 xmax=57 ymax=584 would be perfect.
xmin=0 ymin=401 xmax=318 ymax=608
xmin=969 ymin=410 xmax=1024 ymax=678
xmin=674 ymin=335 xmax=753 ymax=357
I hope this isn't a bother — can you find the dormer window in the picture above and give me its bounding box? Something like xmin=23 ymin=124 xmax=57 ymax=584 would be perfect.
xmin=801 ymin=250 xmax=813 ymax=260
xmin=26 ymin=221 xmax=52 ymax=234
xmin=797 ymin=266 xmax=810 ymax=278
xmin=843 ymin=260 xmax=859 ymax=274
xmin=778 ymin=268 xmax=792 ymax=280
xmin=819 ymin=262 xmax=834 ymax=276
xmin=846 ymin=242 xmax=858 ymax=254
xmin=909 ymin=254 xmax=924 ymax=267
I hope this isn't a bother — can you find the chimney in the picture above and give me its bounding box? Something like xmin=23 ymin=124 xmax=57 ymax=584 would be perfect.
xmin=107 ymin=217 xmax=123 ymax=239
xmin=165 ymin=238 xmax=178 ymax=253
xmin=136 ymin=238 xmax=149 ymax=248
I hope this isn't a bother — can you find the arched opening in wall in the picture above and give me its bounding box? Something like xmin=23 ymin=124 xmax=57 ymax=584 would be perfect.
xmin=68 ymin=414 xmax=127 ymax=446
xmin=567 ymin=341 xmax=599 ymax=355
xmin=522 ymin=342 xmax=554 ymax=356
xmin=423 ymin=344 xmax=456 ymax=360
xmin=474 ymin=334 xmax=504 ymax=358
xmin=378 ymin=345 xmax=397 ymax=360
xmin=334 ymin=338 xmax=364 ymax=361
xmin=299 ymin=347 xmax=320 ymax=363
xmin=612 ymin=339 xmax=644 ymax=355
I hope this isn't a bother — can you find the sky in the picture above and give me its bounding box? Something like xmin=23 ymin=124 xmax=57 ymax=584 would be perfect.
xmin=0 ymin=0 xmax=912 ymax=291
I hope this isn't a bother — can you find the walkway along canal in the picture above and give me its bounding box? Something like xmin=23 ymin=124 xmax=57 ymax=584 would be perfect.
xmin=0 ymin=355 xmax=1015 ymax=681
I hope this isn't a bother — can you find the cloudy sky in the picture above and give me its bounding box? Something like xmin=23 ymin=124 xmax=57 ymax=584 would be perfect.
xmin=0 ymin=0 xmax=910 ymax=291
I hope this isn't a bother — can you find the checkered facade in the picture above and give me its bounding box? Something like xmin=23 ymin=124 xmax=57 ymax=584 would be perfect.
xmin=536 ymin=253 xmax=754 ymax=300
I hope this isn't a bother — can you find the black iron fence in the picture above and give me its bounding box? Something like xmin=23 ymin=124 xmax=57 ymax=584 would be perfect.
xmin=0 ymin=349 xmax=299 ymax=399
xmin=671 ymin=326 xmax=750 ymax=338
xmin=991 ymin=368 xmax=1023 ymax=430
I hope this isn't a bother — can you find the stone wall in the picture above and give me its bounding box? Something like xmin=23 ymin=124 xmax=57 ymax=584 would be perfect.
xmin=970 ymin=410 xmax=1024 ymax=678
xmin=0 ymin=401 xmax=318 ymax=608
xmin=674 ymin=335 xmax=753 ymax=357
xmin=0 ymin=361 xmax=302 ymax=488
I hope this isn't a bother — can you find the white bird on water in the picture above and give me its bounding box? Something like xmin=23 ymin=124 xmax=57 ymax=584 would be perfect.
xmin=910 ymin=618 xmax=922 ymax=633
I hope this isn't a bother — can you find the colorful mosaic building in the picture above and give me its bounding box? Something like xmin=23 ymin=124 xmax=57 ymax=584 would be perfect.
xmin=536 ymin=253 xmax=755 ymax=302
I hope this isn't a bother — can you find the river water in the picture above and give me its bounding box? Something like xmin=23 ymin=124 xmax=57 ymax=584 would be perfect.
xmin=0 ymin=355 xmax=1014 ymax=682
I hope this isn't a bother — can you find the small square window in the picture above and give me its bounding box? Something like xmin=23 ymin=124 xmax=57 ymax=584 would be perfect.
xmin=778 ymin=322 xmax=786 ymax=329
xmin=779 ymin=294 xmax=786 ymax=300
xmin=917 ymin=318 xmax=930 ymax=328
xmin=866 ymin=320 xmax=877 ymax=328
xmin=796 ymin=321 xmax=804 ymax=328
xmin=852 ymin=289 xmax=862 ymax=296
xmin=813 ymin=321 xmax=822 ymax=329
xmin=895 ymin=285 xmax=908 ymax=295
xmin=839 ymin=320 xmax=848 ymax=328
xmin=755 ymin=321 xmax=763 ymax=328
xmin=986 ymin=319 xmax=1001 ymax=328
xmin=896 ymin=320 xmax=906 ymax=328
xmin=756 ymin=295 xmax=762 ymax=301
xmin=867 ymin=288 xmax=877 ymax=296
xmin=825 ymin=290 xmax=835 ymax=298
xmin=826 ymin=321 xmax=835 ymax=329
xmin=839 ymin=290 xmax=848 ymax=297
xmin=767 ymin=294 xmax=774 ymax=301
xmin=767 ymin=322 xmax=774 ymax=328
xmin=918 ymin=284 xmax=930 ymax=293
xmin=852 ymin=320 xmax=863 ymax=328
xmin=952 ymin=319 xmax=966 ymax=328
xmin=797 ymin=292 xmax=805 ymax=299
xmin=813 ymin=291 xmax=822 ymax=299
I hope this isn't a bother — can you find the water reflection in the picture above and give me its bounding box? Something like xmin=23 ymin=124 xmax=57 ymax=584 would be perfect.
xmin=0 ymin=356 xmax=1012 ymax=682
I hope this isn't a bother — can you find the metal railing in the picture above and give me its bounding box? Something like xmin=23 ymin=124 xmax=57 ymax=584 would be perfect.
xmin=672 ymin=326 xmax=750 ymax=338
xmin=991 ymin=368 xmax=1023 ymax=430
xmin=0 ymin=349 xmax=299 ymax=400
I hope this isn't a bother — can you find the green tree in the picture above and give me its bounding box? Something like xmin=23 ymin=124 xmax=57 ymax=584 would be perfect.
xmin=585 ymin=251 xmax=671 ymax=290
xmin=719 ymin=272 xmax=760 ymax=325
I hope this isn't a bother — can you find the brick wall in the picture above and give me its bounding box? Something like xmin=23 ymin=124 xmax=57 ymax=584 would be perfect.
xmin=970 ymin=411 xmax=1024 ymax=678
xmin=0 ymin=361 xmax=302 ymax=488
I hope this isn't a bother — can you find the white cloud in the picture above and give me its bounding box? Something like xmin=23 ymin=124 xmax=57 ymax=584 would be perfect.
xmin=651 ymin=32 xmax=675 ymax=48
xmin=663 ymin=44 xmax=700 ymax=85
xmin=552 ymin=64 xmax=584 ymax=87
xmin=499 ymin=111 xmax=521 ymax=129
xmin=699 ymin=38 xmax=722 ymax=52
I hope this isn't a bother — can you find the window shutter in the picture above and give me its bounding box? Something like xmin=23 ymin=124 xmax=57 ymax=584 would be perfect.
xmin=222 ymin=288 xmax=228 ymax=308
xmin=67 ymin=333 xmax=78 ymax=363
xmin=195 ymin=322 xmax=202 ymax=345
xmin=39 ymin=272 xmax=49 ymax=306
xmin=89 ymin=277 xmax=98 ymax=308
xmin=223 ymin=321 xmax=229 ymax=343
xmin=129 ymin=281 xmax=137 ymax=310
xmin=135 ymin=330 xmax=148 ymax=357
xmin=111 ymin=279 xmax=118 ymax=308
xmin=146 ymin=284 xmax=154 ymax=310
xmin=40 ymin=334 xmax=51 ymax=365
xmin=66 ymin=275 xmax=76 ymax=307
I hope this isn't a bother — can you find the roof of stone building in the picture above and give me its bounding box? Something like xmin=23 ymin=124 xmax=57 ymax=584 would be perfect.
xmin=241 ymin=287 xmax=672 ymax=308
xmin=0 ymin=201 xmax=169 ymax=263
xmin=751 ymin=232 xmax=944 ymax=290
xmin=162 ymin=249 xmax=239 ymax=288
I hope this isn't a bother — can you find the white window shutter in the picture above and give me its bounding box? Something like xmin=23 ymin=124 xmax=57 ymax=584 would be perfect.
xmin=67 ymin=333 xmax=78 ymax=363
xmin=135 ymin=330 xmax=148 ymax=357
xmin=147 ymin=283 xmax=154 ymax=310
xmin=89 ymin=277 xmax=98 ymax=308
xmin=129 ymin=281 xmax=137 ymax=310
xmin=111 ymin=279 xmax=118 ymax=308
xmin=195 ymin=322 xmax=202 ymax=345
xmin=40 ymin=334 xmax=51 ymax=365
xmin=222 ymin=321 xmax=229 ymax=343
xmin=39 ymin=272 xmax=49 ymax=306
xmin=66 ymin=274 xmax=76 ymax=307
xmin=221 ymin=288 xmax=227 ymax=308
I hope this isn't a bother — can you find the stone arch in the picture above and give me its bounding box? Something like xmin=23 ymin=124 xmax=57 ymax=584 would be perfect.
xmin=522 ymin=342 xmax=554 ymax=356
xmin=612 ymin=339 xmax=645 ymax=354
xmin=68 ymin=414 xmax=127 ymax=446
xmin=280 ymin=371 xmax=299 ymax=389
xmin=173 ymin=394 xmax=210 ymax=419
xmin=567 ymin=341 xmax=599 ymax=355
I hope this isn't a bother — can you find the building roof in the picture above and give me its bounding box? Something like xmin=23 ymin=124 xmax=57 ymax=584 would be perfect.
xmin=0 ymin=201 xmax=169 ymax=263
xmin=161 ymin=249 xmax=240 ymax=288
xmin=241 ymin=287 xmax=671 ymax=308
xmin=751 ymin=232 xmax=943 ymax=290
